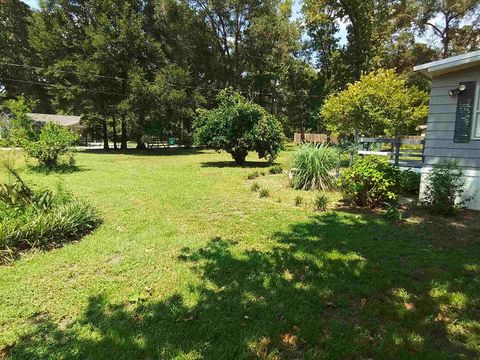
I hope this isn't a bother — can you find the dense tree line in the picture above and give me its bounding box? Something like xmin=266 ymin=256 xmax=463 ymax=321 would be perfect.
xmin=1 ymin=0 xmax=479 ymax=146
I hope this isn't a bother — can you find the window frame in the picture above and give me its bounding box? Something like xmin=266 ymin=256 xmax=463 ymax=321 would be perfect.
xmin=472 ymin=83 xmax=480 ymax=140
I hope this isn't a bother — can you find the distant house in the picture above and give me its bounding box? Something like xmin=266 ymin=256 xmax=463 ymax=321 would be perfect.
xmin=414 ymin=50 xmax=480 ymax=210
xmin=26 ymin=113 xmax=82 ymax=130
xmin=0 ymin=112 xmax=83 ymax=143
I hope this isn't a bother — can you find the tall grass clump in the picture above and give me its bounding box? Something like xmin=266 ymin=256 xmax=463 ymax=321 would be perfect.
xmin=290 ymin=143 xmax=340 ymax=191
xmin=0 ymin=163 xmax=101 ymax=263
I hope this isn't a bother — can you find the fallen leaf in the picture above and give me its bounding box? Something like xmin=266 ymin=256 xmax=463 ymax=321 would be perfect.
xmin=360 ymin=298 xmax=367 ymax=308
xmin=436 ymin=313 xmax=449 ymax=322
xmin=404 ymin=302 xmax=415 ymax=310
xmin=183 ymin=315 xmax=195 ymax=322
xmin=282 ymin=333 xmax=298 ymax=347
xmin=134 ymin=314 xmax=143 ymax=323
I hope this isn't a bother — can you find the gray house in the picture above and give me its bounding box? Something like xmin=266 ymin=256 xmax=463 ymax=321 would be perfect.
xmin=414 ymin=50 xmax=480 ymax=210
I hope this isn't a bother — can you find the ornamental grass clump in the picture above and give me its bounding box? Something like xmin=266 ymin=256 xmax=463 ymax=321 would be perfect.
xmin=0 ymin=164 xmax=100 ymax=263
xmin=290 ymin=143 xmax=340 ymax=191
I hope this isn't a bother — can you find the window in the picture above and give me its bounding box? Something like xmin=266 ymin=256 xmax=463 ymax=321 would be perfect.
xmin=473 ymin=83 xmax=480 ymax=139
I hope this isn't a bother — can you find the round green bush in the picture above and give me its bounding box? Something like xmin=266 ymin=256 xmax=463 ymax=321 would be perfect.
xmin=338 ymin=156 xmax=400 ymax=207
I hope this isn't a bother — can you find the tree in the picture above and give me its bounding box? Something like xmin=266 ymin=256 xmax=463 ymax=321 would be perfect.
xmin=0 ymin=0 xmax=51 ymax=111
xmin=0 ymin=96 xmax=37 ymax=146
xmin=194 ymin=89 xmax=284 ymax=165
xmin=383 ymin=31 xmax=438 ymax=91
xmin=23 ymin=122 xmax=78 ymax=169
xmin=409 ymin=0 xmax=480 ymax=58
xmin=321 ymin=69 xmax=429 ymax=139
xmin=29 ymin=0 xmax=166 ymax=150
xmin=303 ymin=0 xmax=395 ymax=83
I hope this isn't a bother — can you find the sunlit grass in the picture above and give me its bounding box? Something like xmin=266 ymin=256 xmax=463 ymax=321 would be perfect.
xmin=0 ymin=148 xmax=479 ymax=359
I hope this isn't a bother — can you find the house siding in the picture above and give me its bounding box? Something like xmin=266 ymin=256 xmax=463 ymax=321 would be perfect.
xmin=422 ymin=66 xmax=480 ymax=209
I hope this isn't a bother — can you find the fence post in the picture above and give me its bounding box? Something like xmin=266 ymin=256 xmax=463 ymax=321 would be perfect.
xmin=394 ymin=138 xmax=400 ymax=166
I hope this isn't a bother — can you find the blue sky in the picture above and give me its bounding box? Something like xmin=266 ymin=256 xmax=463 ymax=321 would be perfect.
xmin=21 ymin=0 xmax=38 ymax=8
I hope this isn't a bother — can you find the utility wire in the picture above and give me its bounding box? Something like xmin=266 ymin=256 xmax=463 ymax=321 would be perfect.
xmin=1 ymin=61 xmax=324 ymax=99
xmin=0 ymin=77 xmax=124 ymax=96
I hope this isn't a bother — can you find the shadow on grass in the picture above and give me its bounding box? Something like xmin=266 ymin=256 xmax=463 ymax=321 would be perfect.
xmin=80 ymin=148 xmax=203 ymax=157
xmin=27 ymin=164 xmax=89 ymax=174
xmin=201 ymin=160 xmax=276 ymax=168
xmin=6 ymin=212 xmax=480 ymax=359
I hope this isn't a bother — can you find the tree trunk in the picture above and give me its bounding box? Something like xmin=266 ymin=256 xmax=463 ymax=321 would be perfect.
xmin=136 ymin=113 xmax=146 ymax=150
xmin=121 ymin=114 xmax=127 ymax=150
xmin=102 ymin=119 xmax=109 ymax=150
xmin=112 ymin=112 xmax=118 ymax=150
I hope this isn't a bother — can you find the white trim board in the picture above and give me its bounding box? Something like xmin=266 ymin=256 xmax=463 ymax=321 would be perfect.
xmin=414 ymin=51 xmax=480 ymax=78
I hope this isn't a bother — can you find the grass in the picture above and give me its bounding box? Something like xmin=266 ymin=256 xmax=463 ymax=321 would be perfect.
xmin=1 ymin=148 xmax=480 ymax=359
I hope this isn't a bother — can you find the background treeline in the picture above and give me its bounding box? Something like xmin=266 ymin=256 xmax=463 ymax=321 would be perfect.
xmin=1 ymin=0 xmax=479 ymax=147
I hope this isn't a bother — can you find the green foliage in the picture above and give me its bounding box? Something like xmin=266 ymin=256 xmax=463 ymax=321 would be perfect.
xmin=383 ymin=202 xmax=403 ymax=222
xmin=1 ymin=97 xmax=37 ymax=146
xmin=290 ymin=143 xmax=340 ymax=191
xmin=399 ymin=169 xmax=421 ymax=195
xmin=339 ymin=156 xmax=400 ymax=208
xmin=250 ymin=182 xmax=260 ymax=192
xmin=23 ymin=122 xmax=78 ymax=169
xmin=259 ymin=188 xmax=270 ymax=198
xmin=247 ymin=171 xmax=259 ymax=180
xmin=313 ymin=193 xmax=330 ymax=211
xmin=268 ymin=165 xmax=283 ymax=174
xmin=194 ymin=90 xmax=284 ymax=165
xmin=0 ymin=166 xmax=100 ymax=263
xmin=294 ymin=195 xmax=303 ymax=207
xmin=321 ymin=69 xmax=429 ymax=138
xmin=421 ymin=161 xmax=467 ymax=216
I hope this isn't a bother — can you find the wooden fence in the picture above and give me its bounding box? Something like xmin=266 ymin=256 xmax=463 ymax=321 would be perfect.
xmin=293 ymin=133 xmax=339 ymax=145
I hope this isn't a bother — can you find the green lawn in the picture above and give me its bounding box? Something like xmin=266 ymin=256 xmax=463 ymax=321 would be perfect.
xmin=1 ymin=149 xmax=479 ymax=359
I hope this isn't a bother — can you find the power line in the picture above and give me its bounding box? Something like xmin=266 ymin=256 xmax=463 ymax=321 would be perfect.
xmin=0 ymin=77 xmax=124 ymax=96
xmin=1 ymin=61 xmax=324 ymax=99
xmin=0 ymin=61 xmax=129 ymax=82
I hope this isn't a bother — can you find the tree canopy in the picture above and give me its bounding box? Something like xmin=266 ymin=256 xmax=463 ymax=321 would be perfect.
xmin=321 ymin=69 xmax=429 ymax=138
xmin=194 ymin=89 xmax=284 ymax=164
xmin=0 ymin=0 xmax=478 ymax=145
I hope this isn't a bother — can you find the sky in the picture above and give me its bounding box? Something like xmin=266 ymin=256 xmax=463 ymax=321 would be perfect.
xmin=21 ymin=0 xmax=38 ymax=8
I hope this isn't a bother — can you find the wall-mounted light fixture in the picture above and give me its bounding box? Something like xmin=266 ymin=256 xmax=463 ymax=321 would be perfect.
xmin=448 ymin=84 xmax=466 ymax=96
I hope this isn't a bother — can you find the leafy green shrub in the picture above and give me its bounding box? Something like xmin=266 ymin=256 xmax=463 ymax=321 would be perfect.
xmin=0 ymin=166 xmax=100 ymax=263
xmin=1 ymin=97 xmax=37 ymax=146
xmin=314 ymin=193 xmax=329 ymax=211
xmin=338 ymin=156 xmax=400 ymax=208
xmin=321 ymin=69 xmax=429 ymax=138
xmin=399 ymin=169 xmax=421 ymax=195
xmin=247 ymin=171 xmax=259 ymax=180
xmin=250 ymin=182 xmax=260 ymax=192
xmin=269 ymin=165 xmax=283 ymax=175
xmin=421 ymin=161 xmax=467 ymax=216
xmin=294 ymin=196 xmax=303 ymax=207
xmin=383 ymin=202 xmax=403 ymax=222
xmin=259 ymin=188 xmax=270 ymax=198
xmin=290 ymin=143 xmax=340 ymax=191
xmin=194 ymin=89 xmax=284 ymax=165
xmin=23 ymin=122 xmax=78 ymax=169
